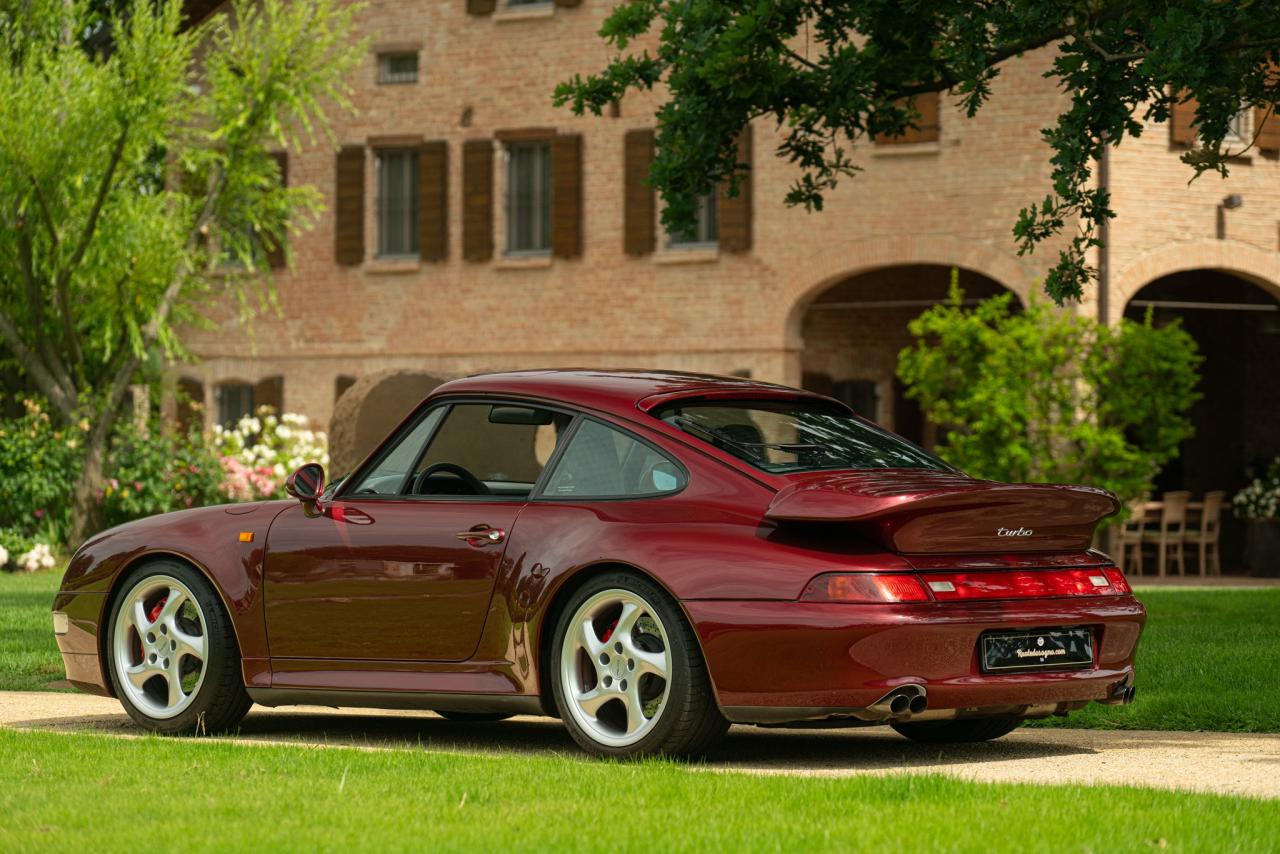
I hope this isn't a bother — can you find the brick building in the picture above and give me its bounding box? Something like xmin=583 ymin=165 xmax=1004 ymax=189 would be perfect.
xmin=178 ymin=1 xmax=1280 ymax=563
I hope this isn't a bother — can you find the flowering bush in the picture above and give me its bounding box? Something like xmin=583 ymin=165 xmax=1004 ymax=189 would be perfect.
xmin=213 ymin=408 xmax=328 ymax=500
xmin=0 ymin=528 xmax=57 ymax=573
xmin=101 ymin=422 xmax=228 ymax=530
xmin=1233 ymin=459 xmax=1280 ymax=522
xmin=0 ymin=398 xmax=83 ymax=545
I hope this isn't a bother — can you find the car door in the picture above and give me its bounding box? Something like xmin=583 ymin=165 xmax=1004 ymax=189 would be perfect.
xmin=263 ymin=400 xmax=571 ymax=662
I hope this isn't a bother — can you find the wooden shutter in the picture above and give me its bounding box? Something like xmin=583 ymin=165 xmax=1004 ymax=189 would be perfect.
xmin=462 ymin=139 xmax=493 ymax=262
xmin=420 ymin=141 xmax=448 ymax=261
xmin=551 ymin=134 xmax=583 ymax=258
xmin=254 ymin=375 xmax=284 ymax=415
xmin=334 ymin=145 xmax=365 ymax=265
xmin=554 ymin=0 xmax=582 ymax=6
xmin=1256 ymin=106 xmax=1280 ymax=154
xmin=176 ymin=377 xmax=205 ymax=434
xmin=874 ymin=92 xmax=941 ymax=145
xmin=1170 ymin=92 xmax=1199 ymax=146
xmin=718 ymin=125 xmax=753 ymax=253
xmin=267 ymin=152 xmax=288 ymax=269
xmin=466 ymin=0 xmax=495 ymax=15
xmin=623 ymin=128 xmax=655 ymax=256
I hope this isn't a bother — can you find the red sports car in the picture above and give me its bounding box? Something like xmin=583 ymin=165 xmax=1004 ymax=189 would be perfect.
xmin=53 ymin=370 xmax=1144 ymax=757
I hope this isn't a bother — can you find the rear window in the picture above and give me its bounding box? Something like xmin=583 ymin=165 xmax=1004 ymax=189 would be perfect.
xmin=655 ymin=399 xmax=949 ymax=474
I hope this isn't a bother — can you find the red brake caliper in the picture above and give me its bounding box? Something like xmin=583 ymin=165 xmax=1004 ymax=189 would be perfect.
xmin=148 ymin=597 xmax=167 ymax=624
xmin=600 ymin=618 xmax=618 ymax=644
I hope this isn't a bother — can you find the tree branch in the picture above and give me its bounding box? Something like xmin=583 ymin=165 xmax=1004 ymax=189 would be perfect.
xmin=0 ymin=308 xmax=77 ymax=418
xmin=54 ymin=125 xmax=127 ymax=302
xmin=16 ymin=223 xmax=78 ymax=402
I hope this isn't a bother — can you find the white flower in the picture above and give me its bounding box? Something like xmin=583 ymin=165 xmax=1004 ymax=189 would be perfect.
xmin=18 ymin=542 xmax=54 ymax=573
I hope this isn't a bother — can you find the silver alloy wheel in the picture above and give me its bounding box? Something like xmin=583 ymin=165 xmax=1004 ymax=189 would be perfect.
xmin=112 ymin=574 xmax=208 ymax=720
xmin=559 ymin=587 xmax=673 ymax=748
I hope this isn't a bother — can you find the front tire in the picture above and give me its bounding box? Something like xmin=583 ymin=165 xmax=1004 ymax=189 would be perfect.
xmin=891 ymin=717 xmax=1023 ymax=743
xmin=107 ymin=560 xmax=251 ymax=734
xmin=550 ymin=571 xmax=727 ymax=758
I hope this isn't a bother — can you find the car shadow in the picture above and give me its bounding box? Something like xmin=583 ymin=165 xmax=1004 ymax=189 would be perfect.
xmin=9 ymin=708 xmax=1097 ymax=771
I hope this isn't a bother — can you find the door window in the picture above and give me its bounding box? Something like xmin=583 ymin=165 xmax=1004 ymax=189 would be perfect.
xmin=541 ymin=420 xmax=686 ymax=498
xmin=410 ymin=403 xmax=571 ymax=498
xmin=347 ymin=406 xmax=446 ymax=496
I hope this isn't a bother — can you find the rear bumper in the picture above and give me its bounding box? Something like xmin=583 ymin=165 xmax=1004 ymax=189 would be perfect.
xmin=685 ymin=595 xmax=1145 ymax=724
xmin=51 ymin=590 xmax=112 ymax=696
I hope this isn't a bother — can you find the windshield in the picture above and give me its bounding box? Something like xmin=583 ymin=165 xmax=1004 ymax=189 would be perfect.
xmin=656 ymin=399 xmax=950 ymax=474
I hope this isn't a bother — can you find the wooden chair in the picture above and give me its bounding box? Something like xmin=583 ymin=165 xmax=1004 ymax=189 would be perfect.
xmin=1185 ymin=491 xmax=1225 ymax=576
xmin=1140 ymin=491 xmax=1190 ymax=577
xmin=1116 ymin=500 xmax=1151 ymax=576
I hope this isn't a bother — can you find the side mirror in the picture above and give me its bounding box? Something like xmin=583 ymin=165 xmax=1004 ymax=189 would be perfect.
xmin=285 ymin=463 xmax=325 ymax=503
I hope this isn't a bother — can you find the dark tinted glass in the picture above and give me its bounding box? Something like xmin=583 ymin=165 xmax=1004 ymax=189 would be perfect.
xmin=657 ymin=400 xmax=949 ymax=474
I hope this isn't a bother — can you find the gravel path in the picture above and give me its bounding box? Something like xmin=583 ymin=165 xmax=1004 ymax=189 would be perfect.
xmin=3 ymin=690 xmax=1277 ymax=799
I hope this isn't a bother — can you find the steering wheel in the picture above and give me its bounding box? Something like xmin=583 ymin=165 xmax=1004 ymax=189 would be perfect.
xmin=413 ymin=462 xmax=490 ymax=496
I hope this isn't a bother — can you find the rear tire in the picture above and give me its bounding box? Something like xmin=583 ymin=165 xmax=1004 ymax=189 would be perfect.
xmin=107 ymin=560 xmax=251 ymax=735
xmin=891 ymin=717 xmax=1023 ymax=743
xmin=551 ymin=571 xmax=727 ymax=758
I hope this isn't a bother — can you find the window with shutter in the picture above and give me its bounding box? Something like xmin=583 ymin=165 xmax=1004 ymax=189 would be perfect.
xmin=375 ymin=148 xmax=420 ymax=257
xmin=216 ymin=382 xmax=255 ymax=427
xmin=551 ymin=134 xmax=582 ymax=258
xmin=334 ymin=146 xmax=366 ymax=265
xmin=873 ymin=93 xmax=941 ymax=145
xmin=718 ymin=125 xmax=752 ymax=253
xmin=506 ymin=139 xmax=552 ymax=254
xmin=623 ymin=128 xmax=655 ymax=256
xmin=462 ymin=139 xmax=494 ymax=261
xmin=420 ymin=141 xmax=448 ymax=261
xmin=465 ymin=0 xmax=496 ymax=15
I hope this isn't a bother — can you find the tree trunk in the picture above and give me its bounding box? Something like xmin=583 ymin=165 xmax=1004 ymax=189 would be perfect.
xmin=67 ymin=413 xmax=112 ymax=550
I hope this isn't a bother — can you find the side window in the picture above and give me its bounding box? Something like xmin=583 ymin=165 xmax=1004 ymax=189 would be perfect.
xmin=542 ymin=420 xmax=685 ymax=499
xmin=347 ymin=407 xmax=445 ymax=496
xmin=411 ymin=403 xmax=571 ymax=498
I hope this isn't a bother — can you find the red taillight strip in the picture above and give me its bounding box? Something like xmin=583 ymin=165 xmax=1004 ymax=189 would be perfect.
xmin=922 ymin=567 xmax=1129 ymax=601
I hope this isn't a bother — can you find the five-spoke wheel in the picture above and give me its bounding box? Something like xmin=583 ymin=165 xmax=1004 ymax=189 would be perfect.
xmin=551 ymin=572 xmax=727 ymax=758
xmin=108 ymin=560 xmax=251 ymax=734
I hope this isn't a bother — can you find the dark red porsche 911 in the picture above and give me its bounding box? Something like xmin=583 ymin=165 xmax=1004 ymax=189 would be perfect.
xmin=52 ymin=370 xmax=1144 ymax=757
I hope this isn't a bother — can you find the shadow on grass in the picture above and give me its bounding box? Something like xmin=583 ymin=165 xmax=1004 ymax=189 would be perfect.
xmin=7 ymin=707 xmax=1097 ymax=771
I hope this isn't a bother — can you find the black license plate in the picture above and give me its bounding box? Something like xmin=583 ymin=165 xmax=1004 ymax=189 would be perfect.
xmin=980 ymin=628 xmax=1094 ymax=672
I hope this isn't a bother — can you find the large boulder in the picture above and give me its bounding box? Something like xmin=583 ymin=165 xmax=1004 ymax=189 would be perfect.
xmin=328 ymin=369 xmax=447 ymax=475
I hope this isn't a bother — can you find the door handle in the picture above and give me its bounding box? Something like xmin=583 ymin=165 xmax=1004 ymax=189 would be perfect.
xmin=456 ymin=526 xmax=505 ymax=546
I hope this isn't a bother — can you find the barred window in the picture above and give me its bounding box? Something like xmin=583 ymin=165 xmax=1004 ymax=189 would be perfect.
xmin=377 ymin=52 xmax=419 ymax=85
xmin=506 ymin=141 xmax=551 ymax=254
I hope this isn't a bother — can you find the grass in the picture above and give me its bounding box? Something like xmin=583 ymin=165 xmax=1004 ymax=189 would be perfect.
xmin=1032 ymin=587 xmax=1280 ymax=733
xmin=0 ymin=728 xmax=1276 ymax=852
xmin=0 ymin=570 xmax=65 ymax=692
xmin=2 ymin=571 xmax=1279 ymax=731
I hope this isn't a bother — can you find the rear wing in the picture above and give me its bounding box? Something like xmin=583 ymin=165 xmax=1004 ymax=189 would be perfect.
xmin=764 ymin=471 xmax=1119 ymax=554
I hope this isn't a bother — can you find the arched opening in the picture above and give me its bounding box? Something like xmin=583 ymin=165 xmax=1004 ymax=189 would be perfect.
xmin=1123 ymin=269 xmax=1280 ymax=570
xmin=798 ymin=264 xmax=1018 ymax=447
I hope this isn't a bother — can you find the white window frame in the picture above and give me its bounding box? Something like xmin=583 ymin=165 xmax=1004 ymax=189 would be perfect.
xmin=375 ymin=148 xmax=420 ymax=259
xmin=665 ymin=191 xmax=718 ymax=250
xmin=504 ymin=140 xmax=552 ymax=256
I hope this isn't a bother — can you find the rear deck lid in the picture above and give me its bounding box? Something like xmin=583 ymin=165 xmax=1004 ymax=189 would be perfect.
xmin=764 ymin=470 xmax=1119 ymax=554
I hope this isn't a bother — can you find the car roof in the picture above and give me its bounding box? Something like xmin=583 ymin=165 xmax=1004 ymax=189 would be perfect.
xmin=428 ymin=369 xmax=833 ymax=419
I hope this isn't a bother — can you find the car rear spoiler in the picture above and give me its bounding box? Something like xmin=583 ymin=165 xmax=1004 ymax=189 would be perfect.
xmin=764 ymin=471 xmax=1120 ymax=554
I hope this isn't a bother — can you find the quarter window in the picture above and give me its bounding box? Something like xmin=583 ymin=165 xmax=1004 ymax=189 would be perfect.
xmin=667 ymin=192 xmax=718 ymax=247
xmin=506 ymin=141 xmax=551 ymax=253
xmin=543 ymin=420 xmax=685 ymax=498
xmin=376 ymin=148 xmax=420 ymax=257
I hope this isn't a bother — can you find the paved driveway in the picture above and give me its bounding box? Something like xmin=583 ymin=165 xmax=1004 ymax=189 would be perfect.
xmin=2 ymin=690 xmax=1277 ymax=799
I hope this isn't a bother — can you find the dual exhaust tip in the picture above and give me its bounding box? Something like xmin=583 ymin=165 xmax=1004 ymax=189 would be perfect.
xmin=869 ymin=685 xmax=928 ymax=718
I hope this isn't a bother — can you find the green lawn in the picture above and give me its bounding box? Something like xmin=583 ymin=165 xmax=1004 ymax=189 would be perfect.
xmin=0 ymin=569 xmax=65 ymax=692
xmin=0 ymin=728 xmax=1275 ymax=852
xmin=1032 ymin=587 xmax=1280 ymax=733
xmin=3 ymin=570 xmax=1279 ymax=732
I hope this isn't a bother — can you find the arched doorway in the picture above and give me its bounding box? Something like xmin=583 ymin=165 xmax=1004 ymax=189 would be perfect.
xmin=1123 ymin=269 xmax=1280 ymax=570
xmin=798 ymin=264 xmax=1018 ymax=447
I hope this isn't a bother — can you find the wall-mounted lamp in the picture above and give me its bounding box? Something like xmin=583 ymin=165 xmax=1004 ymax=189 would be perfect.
xmin=1217 ymin=194 xmax=1244 ymax=239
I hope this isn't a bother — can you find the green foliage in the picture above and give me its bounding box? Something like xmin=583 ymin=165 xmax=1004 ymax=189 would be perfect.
xmin=100 ymin=422 xmax=227 ymax=531
xmin=0 ymin=399 xmax=83 ymax=544
xmin=896 ymin=278 xmax=1201 ymax=508
xmin=557 ymin=1 xmax=1280 ymax=302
